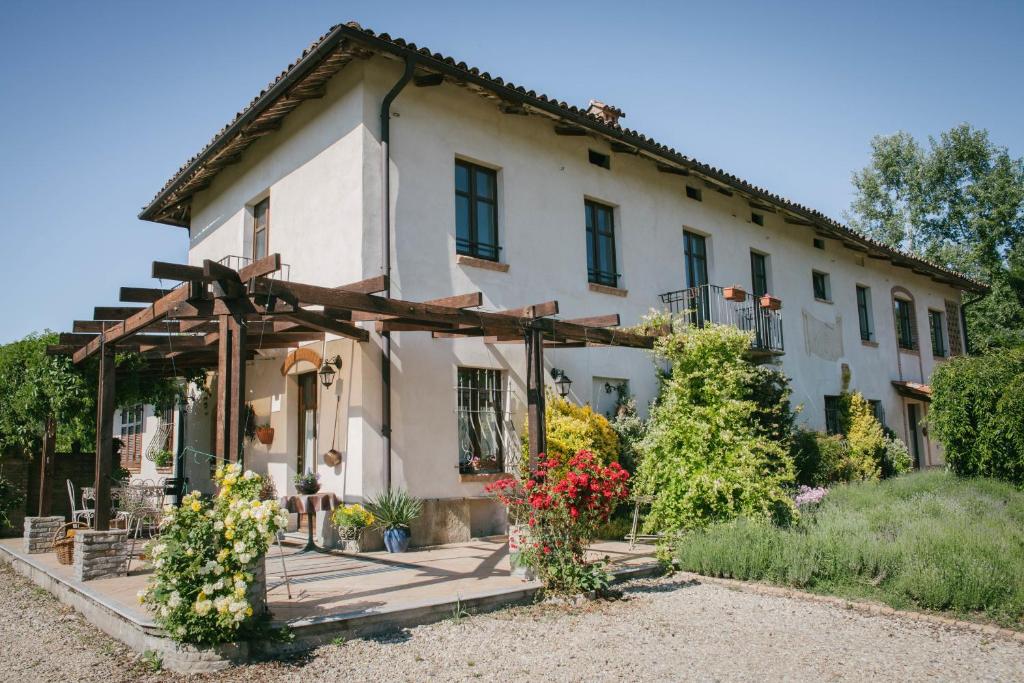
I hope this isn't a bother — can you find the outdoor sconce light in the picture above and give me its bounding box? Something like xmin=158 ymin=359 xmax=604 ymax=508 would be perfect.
xmin=550 ymin=368 xmax=573 ymax=398
xmin=318 ymin=355 xmax=343 ymax=388
xmin=604 ymin=381 xmax=616 ymax=394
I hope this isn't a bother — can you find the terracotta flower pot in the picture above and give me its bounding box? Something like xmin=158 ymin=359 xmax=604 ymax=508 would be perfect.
xmin=255 ymin=426 xmax=275 ymax=446
xmin=759 ymin=294 xmax=782 ymax=311
xmin=723 ymin=286 xmax=747 ymax=302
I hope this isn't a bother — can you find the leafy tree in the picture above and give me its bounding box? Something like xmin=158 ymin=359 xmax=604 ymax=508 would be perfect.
xmin=634 ymin=325 xmax=797 ymax=533
xmin=847 ymin=124 xmax=1024 ymax=349
xmin=0 ymin=332 xmax=204 ymax=457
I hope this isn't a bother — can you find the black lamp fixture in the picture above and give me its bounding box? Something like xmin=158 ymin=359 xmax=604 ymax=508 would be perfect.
xmin=550 ymin=368 xmax=573 ymax=398
xmin=603 ymin=381 xmax=616 ymax=394
xmin=318 ymin=355 xmax=343 ymax=388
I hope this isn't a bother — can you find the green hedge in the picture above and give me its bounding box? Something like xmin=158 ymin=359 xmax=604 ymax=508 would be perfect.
xmin=930 ymin=349 xmax=1024 ymax=486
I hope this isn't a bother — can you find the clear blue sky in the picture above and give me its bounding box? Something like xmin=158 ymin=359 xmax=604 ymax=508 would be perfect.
xmin=2 ymin=0 xmax=1022 ymax=343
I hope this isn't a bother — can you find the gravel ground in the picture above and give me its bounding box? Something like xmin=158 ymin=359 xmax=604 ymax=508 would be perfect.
xmin=1 ymin=562 xmax=1022 ymax=682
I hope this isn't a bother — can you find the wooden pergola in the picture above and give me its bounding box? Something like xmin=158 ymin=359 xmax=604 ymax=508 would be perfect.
xmin=50 ymin=254 xmax=657 ymax=529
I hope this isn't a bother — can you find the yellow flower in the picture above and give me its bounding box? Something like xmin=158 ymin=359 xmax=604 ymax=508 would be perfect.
xmin=198 ymin=591 xmax=207 ymax=600
xmin=190 ymin=501 xmax=201 ymax=512
xmin=246 ymin=607 xmax=253 ymax=617
xmin=225 ymin=529 xmax=235 ymax=540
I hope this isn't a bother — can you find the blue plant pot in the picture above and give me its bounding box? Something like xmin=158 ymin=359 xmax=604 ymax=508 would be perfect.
xmin=383 ymin=527 xmax=410 ymax=553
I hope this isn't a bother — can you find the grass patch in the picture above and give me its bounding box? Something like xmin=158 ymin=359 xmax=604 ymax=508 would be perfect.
xmin=673 ymin=471 xmax=1024 ymax=626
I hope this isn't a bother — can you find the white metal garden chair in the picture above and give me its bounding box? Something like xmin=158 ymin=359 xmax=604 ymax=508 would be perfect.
xmin=66 ymin=479 xmax=95 ymax=527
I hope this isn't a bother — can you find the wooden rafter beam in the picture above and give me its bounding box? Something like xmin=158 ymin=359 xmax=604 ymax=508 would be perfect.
xmin=74 ymin=286 xmax=190 ymax=363
xmin=94 ymin=306 xmax=145 ymax=320
xmin=119 ymin=287 xmax=166 ymax=303
xmin=152 ymin=261 xmax=205 ymax=281
xmin=563 ymin=313 xmax=620 ymax=327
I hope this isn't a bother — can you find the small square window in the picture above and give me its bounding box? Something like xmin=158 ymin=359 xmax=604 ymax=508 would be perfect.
xmin=588 ymin=149 xmax=610 ymax=169
xmin=686 ymin=185 xmax=702 ymax=201
xmin=812 ymin=271 xmax=831 ymax=301
xmin=813 ymin=238 xmax=826 ymax=250
xmin=751 ymin=212 xmax=764 ymax=226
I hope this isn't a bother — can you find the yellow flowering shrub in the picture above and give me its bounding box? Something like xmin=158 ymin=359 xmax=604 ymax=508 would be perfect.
xmin=138 ymin=464 xmax=288 ymax=644
xmin=331 ymin=503 xmax=375 ymax=529
xmin=521 ymin=393 xmax=620 ymax=475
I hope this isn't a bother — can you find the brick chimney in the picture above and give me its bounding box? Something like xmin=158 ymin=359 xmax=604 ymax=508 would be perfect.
xmin=586 ymin=100 xmax=625 ymax=126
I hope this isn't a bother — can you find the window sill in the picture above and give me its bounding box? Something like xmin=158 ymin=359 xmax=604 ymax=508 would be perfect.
xmin=814 ymin=297 xmax=833 ymax=305
xmin=460 ymin=472 xmax=513 ymax=483
xmin=933 ymin=354 xmax=948 ymax=361
xmin=589 ymin=282 xmax=628 ymax=297
xmin=457 ymin=254 xmax=509 ymax=273
xmin=898 ymin=348 xmax=919 ymax=356
xmin=861 ymin=340 xmax=879 ymax=348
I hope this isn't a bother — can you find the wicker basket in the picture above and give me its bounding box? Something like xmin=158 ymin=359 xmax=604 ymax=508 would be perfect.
xmin=52 ymin=522 xmax=88 ymax=565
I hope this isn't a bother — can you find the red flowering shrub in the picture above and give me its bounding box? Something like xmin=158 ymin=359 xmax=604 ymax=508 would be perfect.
xmin=486 ymin=449 xmax=630 ymax=592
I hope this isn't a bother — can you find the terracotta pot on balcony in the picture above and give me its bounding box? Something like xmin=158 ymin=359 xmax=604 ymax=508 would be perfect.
xmin=255 ymin=426 xmax=275 ymax=446
xmin=723 ymin=285 xmax=747 ymax=302
xmin=759 ymin=294 xmax=782 ymax=311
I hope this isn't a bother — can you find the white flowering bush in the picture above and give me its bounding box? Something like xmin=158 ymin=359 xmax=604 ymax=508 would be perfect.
xmin=138 ymin=464 xmax=288 ymax=645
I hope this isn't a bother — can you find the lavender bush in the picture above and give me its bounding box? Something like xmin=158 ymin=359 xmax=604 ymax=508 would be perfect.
xmin=794 ymin=485 xmax=828 ymax=508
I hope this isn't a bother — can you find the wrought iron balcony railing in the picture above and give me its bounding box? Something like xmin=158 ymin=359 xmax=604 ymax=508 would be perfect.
xmin=659 ymin=284 xmax=784 ymax=354
xmin=217 ymin=254 xmax=291 ymax=281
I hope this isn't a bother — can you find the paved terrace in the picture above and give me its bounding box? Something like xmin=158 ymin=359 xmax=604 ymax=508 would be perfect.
xmin=0 ymin=534 xmax=658 ymax=636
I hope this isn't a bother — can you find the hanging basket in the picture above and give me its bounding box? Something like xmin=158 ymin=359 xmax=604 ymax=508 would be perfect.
xmin=52 ymin=521 xmax=88 ymax=565
xmin=255 ymin=426 xmax=275 ymax=446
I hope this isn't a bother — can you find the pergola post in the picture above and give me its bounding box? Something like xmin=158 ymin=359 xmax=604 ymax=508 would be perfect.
xmin=37 ymin=414 xmax=56 ymax=516
xmin=525 ymin=326 xmax=547 ymax=472
xmin=214 ymin=305 xmax=248 ymax=464
xmin=93 ymin=342 xmax=116 ymax=530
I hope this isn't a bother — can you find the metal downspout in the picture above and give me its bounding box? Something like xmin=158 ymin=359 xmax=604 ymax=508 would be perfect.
xmin=380 ymin=58 xmax=415 ymax=491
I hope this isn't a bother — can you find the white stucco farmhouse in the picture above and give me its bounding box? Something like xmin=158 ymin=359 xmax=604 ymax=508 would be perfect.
xmin=129 ymin=23 xmax=985 ymax=543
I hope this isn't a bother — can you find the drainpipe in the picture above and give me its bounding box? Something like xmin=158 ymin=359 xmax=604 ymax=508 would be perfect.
xmin=380 ymin=58 xmax=415 ymax=491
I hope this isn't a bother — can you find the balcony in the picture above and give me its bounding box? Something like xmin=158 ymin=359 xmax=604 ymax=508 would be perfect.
xmin=659 ymin=284 xmax=784 ymax=354
xmin=217 ymin=254 xmax=291 ymax=281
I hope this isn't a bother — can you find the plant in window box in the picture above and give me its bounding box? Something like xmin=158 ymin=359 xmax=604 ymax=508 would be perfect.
xmin=759 ymin=294 xmax=782 ymax=311
xmin=367 ymin=489 xmax=422 ymax=553
xmin=153 ymin=448 xmax=174 ymax=469
xmin=462 ymin=455 xmax=500 ymax=474
xmin=293 ymin=471 xmax=321 ymax=495
xmin=723 ymin=285 xmax=747 ymax=302
xmin=331 ymin=504 xmax=375 ymax=553
xmin=254 ymin=423 xmax=275 ymax=446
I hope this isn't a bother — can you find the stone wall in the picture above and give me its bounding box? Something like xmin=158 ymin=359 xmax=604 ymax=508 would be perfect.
xmin=22 ymin=515 xmax=63 ymax=553
xmin=73 ymin=529 xmax=128 ymax=581
xmin=1 ymin=457 xmax=30 ymax=537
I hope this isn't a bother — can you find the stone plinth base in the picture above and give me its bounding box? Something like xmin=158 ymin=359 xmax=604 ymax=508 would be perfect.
xmin=23 ymin=516 xmax=63 ymax=554
xmin=248 ymin=556 xmax=268 ymax=616
xmin=74 ymin=529 xmax=129 ymax=581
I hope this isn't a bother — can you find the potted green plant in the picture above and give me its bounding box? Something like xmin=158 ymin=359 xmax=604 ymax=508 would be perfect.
xmin=293 ymin=471 xmax=321 ymax=495
xmin=153 ymin=448 xmax=174 ymax=469
xmin=331 ymin=503 xmax=375 ymax=553
xmin=366 ymin=489 xmax=422 ymax=553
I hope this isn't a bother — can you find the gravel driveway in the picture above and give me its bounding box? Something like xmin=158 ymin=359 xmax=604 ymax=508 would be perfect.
xmin=1 ymin=561 xmax=1021 ymax=682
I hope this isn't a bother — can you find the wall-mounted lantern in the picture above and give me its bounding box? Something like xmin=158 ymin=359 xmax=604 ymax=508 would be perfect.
xmin=550 ymin=368 xmax=572 ymax=398
xmin=318 ymin=355 xmax=343 ymax=388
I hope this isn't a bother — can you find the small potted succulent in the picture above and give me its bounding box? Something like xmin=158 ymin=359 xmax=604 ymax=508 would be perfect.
xmin=723 ymin=285 xmax=747 ymax=302
xmin=331 ymin=503 xmax=375 ymax=553
xmin=293 ymin=471 xmax=321 ymax=495
xmin=254 ymin=423 xmax=275 ymax=446
xmin=367 ymin=489 xmax=422 ymax=553
xmin=759 ymin=293 xmax=782 ymax=311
